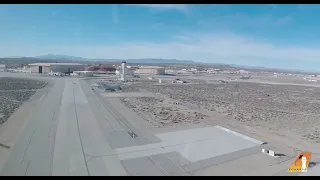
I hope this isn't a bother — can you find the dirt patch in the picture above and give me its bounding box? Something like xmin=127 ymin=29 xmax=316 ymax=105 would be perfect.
xmin=120 ymin=96 xmax=210 ymax=128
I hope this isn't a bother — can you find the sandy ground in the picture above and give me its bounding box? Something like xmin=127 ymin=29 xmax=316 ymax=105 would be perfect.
xmin=120 ymin=96 xmax=210 ymax=128
xmin=145 ymin=82 xmax=320 ymax=142
xmin=104 ymin=75 xmax=320 ymax=154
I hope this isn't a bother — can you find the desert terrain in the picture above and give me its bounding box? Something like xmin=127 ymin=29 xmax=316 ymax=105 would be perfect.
xmin=133 ymin=81 xmax=320 ymax=141
xmin=111 ymin=74 xmax=320 ymax=154
xmin=0 ymin=77 xmax=47 ymax=125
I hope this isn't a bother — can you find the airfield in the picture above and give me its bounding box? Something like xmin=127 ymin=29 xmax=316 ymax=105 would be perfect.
xmin=0 ymin=71 xmax=320 ymax=176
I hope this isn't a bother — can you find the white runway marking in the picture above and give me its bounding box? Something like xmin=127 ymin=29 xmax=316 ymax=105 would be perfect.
xmin=115 ymin=126 xmax=263 ymax=162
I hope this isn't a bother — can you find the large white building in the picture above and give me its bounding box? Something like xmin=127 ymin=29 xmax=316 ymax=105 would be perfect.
xmin=116 ymin=68 xmax=135 ymax=76
xmin=135 ymin=66 xmax=165 ymax=75
xmin=29 ymin=63 xmax=85 ymax=74
xmin=72 ymin=71 xmax=94 ymax=77
xmin=238 ymin=69 xmax=249 ymax=74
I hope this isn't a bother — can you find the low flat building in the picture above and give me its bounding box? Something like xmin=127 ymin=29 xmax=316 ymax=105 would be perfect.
xmin=72 ymin=71 xmax=94 ymax=77
xmin=135 ymin=66 xmax=165 ymax=75
xmin=238 ymin=69 xmax=249 ymax=74
xmin=0 ymin=64 xmax=5 ymax=72
xmin=86 ymin=65 xmax=116 ymax=74
xmin=29 ymin=63 xmax=84 ymax=74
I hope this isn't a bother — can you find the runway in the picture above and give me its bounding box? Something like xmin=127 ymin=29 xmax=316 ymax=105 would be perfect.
xmin=0 ymin=77 xmax=280 ymax=176
xmin=0 ymin=79 xmax=127 ymax=175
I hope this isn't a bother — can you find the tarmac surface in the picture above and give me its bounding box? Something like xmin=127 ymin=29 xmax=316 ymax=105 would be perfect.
xmin=0 ymin=74 xmax=318 ymax=176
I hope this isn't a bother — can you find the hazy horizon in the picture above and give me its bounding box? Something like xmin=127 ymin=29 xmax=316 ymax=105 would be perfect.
xmin=2 ymin=5 xmax=320 ymax=71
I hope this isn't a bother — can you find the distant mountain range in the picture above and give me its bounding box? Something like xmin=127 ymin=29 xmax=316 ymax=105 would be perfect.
xmin=1 ymin=54 xmax=316 ymax=74
xmin=35 ymin=54 xmax=87 ymax=61
xmin=34 ymin=54 xmax=196 ymax=64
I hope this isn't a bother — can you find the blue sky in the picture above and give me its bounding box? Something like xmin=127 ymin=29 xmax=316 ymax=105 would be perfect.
xmin=2 ymin=4 xmax=320 ymax=70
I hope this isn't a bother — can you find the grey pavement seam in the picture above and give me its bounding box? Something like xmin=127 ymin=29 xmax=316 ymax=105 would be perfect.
xmin=89 ymin=84 xmax=140 ymax=135
xmin=72 ymin=84 xmax=90 ymax=176
xmin=120 ymin=160 xmax=131 ymax=175
xmin=80 ymin=80 xmax=117 ymax=132
xmin=148 ymin=156 xmax=168 ymax=176
xmin=163 ymin=153 xmax=189 ymax=174
xmin=21 ymin=129 xmax=35 ymax=164
xmin=89 ymin=86 xmax=160 ymax=147
xmin=24 ymin=160 xmax=31 ymax=176
xmin=49 ymin=118 xmax=57 ymax=176
xmin=91 ymin=92 xmax=116 ymax=132
xmin=83 ymin=80 xmax=154 ymax=145
xmin=49 ymin=86 xmax=64 ymax=176
xmin=47 ymin=112 xmax=56 ymax=138
xmin=93 ymin=89 xmax=133 ymax=132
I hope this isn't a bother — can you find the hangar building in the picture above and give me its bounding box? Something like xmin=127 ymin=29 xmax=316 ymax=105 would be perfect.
xmin=135 ymin=66 xmax=165 ymax=75
xmin=29 ymin=63 xmax=85 ymax=74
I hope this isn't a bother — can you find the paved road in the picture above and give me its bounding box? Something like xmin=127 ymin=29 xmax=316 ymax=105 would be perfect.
xmin=0 ymin=78 xmax=130 ymax=176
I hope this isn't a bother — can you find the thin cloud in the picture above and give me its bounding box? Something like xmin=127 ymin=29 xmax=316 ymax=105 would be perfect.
xmin=112 ymin=5 xmax=119 ymax=24
xmin=51 ymin=10 xmax=60 ymax=17
xmin=297 ymin=4 xmax=320 ymax=11
xmin=270 ymin=4 xmax=277 ymax=9
xmin=125 ymin=4 xmax=188 ymax=13
xmin=172 ymin=35 xmax=193 ymax=41
xmin=152 ymin=22 xmax=165 ymax=29
xmin=196 ymin=13 xmax=276 ymax=29
xmin=0 ymin=6 xmax=8 ymax=16
xmin=3 ymin=32 xmax=320 ymax=66
xmin=274 ymin=15 xmax=292 ymax=25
